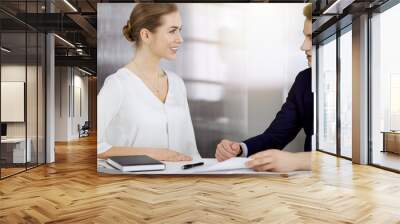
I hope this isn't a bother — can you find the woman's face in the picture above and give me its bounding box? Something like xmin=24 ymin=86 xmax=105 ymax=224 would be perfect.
xmin=147 ymin=11 xmax=183 ymax=60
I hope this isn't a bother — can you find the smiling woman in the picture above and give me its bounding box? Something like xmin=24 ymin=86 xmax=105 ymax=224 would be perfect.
xmin=97 ymin=3 xmax=201 ymax=162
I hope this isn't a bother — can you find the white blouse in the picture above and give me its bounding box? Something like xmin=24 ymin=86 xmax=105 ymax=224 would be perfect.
xmin=97 ymin=67 xmax=201 ymax=158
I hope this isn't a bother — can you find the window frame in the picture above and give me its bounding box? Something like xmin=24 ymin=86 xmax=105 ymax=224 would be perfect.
xmin=316 ymin=24 xmax=352 ymax=161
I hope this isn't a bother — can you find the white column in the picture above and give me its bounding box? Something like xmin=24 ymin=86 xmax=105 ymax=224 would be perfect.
xmin=352 ymin=14 xmax=369 ymax=164
xmin=45 ymin=1 xmax=55 ymax=163
xmin=46 ymin=33 xmax=55 ymax=163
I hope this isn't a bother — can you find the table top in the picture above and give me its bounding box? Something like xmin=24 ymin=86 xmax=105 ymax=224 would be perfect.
xmin=381 ymin=131 xmax=400 ymax=134
xmin=1 ymin=138 xmax=27 ymax=143
xmin=97 ymin=158 xmax=310 ymax=176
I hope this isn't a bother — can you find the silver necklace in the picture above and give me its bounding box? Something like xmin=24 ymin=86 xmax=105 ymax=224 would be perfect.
xmin=132 ymin=62 xmax=166 ymax=98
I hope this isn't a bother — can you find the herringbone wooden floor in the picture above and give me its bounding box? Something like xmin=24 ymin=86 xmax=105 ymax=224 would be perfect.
xmin=0 ymin=135 xmax=399 ymax=223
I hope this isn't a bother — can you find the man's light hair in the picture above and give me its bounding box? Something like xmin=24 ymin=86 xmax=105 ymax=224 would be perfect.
xmin=303 ymin=3 xmax=312 ymax=20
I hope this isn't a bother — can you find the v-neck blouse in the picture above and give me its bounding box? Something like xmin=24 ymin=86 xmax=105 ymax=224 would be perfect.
xmin=97 ymin=68 xmax=200 ymax=158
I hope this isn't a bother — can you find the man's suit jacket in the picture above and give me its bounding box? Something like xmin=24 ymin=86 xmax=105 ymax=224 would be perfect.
xmin=243 ymin=68 xmax=313 ymax=156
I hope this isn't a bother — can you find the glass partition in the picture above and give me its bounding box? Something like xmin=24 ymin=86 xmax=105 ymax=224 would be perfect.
xmin=38 ymin=32 xmax=45 ymax=165
xmin=339 ymin=28 xmax=352 ymax=158
xmin=1 ymin=30 xmax=28 ymax=177
xmin=0 ymin=0 xmax=46 ymax=179
xmin=27 ymin=31 xmax=38 ymax=169
xmin=317 ymin=36 xmax=337 ymax=155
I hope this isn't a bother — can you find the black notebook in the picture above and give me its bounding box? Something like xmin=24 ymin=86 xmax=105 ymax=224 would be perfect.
xmin=106 ymin=155 xmax=165 ymax=172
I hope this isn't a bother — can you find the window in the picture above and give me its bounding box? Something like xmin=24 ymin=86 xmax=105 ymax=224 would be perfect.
xmin=370 ymin=2 xmax=400 ymax=171
xmin=339 ymin=28 xmax=352 ymax=158
xmin=317 ymin=37 xmax=337 ymax=154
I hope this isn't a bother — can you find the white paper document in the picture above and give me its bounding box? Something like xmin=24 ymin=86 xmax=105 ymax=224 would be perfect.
xmin=98 ymin=158 xmax=309 ymax=176
xmin=191 ymin=157 xmax=251 ymax=173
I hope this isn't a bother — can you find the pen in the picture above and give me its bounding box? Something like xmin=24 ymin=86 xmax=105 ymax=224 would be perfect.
xmin=182 ymin=162 xmax=204 ymax=170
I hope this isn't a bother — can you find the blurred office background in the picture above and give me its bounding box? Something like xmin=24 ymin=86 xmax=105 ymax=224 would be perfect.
xmin=97 ymin=3 xmax=309 ymax=157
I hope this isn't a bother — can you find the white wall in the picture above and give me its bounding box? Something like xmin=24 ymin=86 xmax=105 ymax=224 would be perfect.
xmin=55 ymin=67 xmax=89 ymax=141
xmin=55 ymin=66 xmax=68 ymax=141
xmin=1 ymin=66 xmax=27 ymax=140
xmin=72 ymin=73 xmax=89 ymax=138
xmin=1 ymin=64 xmax=46 ymax=163
xmin=1 ymin=65 xmax=37 ymax=137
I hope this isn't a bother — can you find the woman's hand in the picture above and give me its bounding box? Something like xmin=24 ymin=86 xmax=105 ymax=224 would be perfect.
xmin=146 ymin=148 xmax=193 ymax=162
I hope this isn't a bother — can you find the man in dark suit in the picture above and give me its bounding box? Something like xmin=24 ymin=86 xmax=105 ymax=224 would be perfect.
xmin=215 ymin=4 xmax=313 ymax=172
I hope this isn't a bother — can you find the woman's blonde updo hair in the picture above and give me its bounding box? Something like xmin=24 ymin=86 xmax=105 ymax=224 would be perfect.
xmin=122 ymin=3 xmax=178 ymax=45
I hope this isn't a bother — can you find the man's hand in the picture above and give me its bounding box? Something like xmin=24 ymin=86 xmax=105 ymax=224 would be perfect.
xmin=215 ymin=139 xmax=242 ymax=162
xmin=245 ymin=150 xmax=310 ymax=172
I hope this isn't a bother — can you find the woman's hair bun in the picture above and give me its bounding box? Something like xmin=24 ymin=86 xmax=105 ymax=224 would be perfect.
xmin=123 ymin=22 xmax=136 ymax=42
xmin=122 ymin=3 xmax=178 ymax=46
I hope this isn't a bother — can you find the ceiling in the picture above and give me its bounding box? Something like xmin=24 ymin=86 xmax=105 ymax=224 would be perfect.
xmin=0 ymin=0 xmax=100 ymax=74
xmin=311 ymin=0 xmax=393 ymax=44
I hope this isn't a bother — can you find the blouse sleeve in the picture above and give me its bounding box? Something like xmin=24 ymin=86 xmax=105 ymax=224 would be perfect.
xmin=97 ymin=75 xmax=123 ymax=154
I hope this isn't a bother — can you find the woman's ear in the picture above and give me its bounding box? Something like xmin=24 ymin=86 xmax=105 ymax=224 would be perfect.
xmin=139 ymin=28 xmax=151 ymax=45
